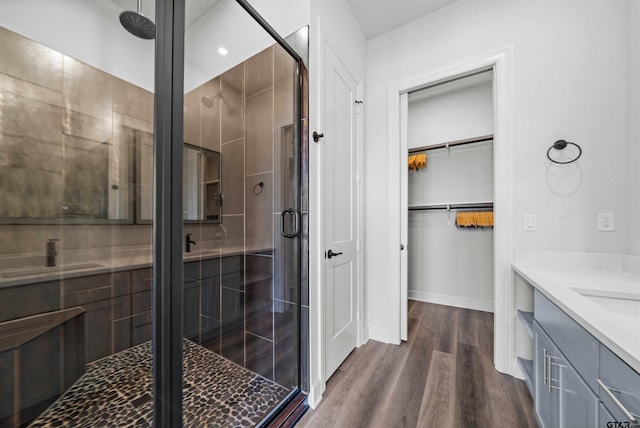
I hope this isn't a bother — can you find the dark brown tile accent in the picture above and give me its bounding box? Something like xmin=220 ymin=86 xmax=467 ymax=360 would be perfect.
xmin=184 ymin=279 xmax=201 ymax=342
xmin=246 ymin=332 xmax=274 ymax=380
xmin=274 ymin=301 xmax=295 ymax=388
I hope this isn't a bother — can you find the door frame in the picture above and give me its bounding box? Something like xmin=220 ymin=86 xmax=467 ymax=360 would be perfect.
xmin=308 ymin=17 xmax=364 ymax=407
xmin=386 ymin=46 xmax=515 ymax=375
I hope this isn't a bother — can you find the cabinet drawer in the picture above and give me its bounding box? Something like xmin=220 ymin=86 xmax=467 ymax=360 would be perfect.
xmin=598 ymin=344 xmax=640 ymax=424
xmin=222 ymin=256 xmax=242 ymax=275
xmin=534 ymin=290 xmax=599 ymax=393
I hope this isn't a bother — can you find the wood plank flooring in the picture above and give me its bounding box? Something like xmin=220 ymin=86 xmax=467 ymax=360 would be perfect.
xmin=297 ymin=301 xmax=537 ymax=428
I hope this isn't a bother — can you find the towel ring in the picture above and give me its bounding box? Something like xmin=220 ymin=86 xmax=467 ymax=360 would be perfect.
xmin=253 ymin=181 xmax=264 ymax=195
xmin=547 ymin=139 xmax=582 ymax=164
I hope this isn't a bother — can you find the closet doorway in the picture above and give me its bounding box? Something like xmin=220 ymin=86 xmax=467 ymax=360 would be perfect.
xmin=389 ymin=49 xmax=514 ymax=375
xmin=403 ymin=69 xmax=495 ymax=326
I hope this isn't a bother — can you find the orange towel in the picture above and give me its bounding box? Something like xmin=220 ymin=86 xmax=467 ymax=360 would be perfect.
xmin=408 ymin=153 xmax=427 ymax=170
xmin=456 ymin=211 xmax=494 ymax=228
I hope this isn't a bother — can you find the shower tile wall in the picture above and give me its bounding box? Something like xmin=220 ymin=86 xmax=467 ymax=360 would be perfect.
xmin=182 ymin=44 xmax=300 ymax=387
xmin=1 ymin=24 xmax=305 ymax=393
xmin=0 ymin=26 xmax=154 ymax=257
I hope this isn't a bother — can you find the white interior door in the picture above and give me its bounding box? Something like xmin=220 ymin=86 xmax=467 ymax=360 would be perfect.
xmin=323 ymin=41 xmax=358 ymax=380
xmin=400 ymin=93 xmax=408 ymax=341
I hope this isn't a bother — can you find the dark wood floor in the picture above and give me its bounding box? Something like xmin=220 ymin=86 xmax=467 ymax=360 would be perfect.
xmin=297 ymin=300 xmax=537 ymax=428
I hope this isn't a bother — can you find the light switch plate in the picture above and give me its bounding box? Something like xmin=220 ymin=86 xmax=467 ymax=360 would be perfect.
xmin=524 ymin=214 xmax=538 ymax=231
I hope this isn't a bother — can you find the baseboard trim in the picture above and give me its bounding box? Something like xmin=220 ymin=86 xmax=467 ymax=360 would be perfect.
xmin=368 ymin=325 xmax=396 ymax=344
xmin=308 ymin=378 xmax=324 ymax=409
xmin=409 ymin=290 xmax=494 ymax=313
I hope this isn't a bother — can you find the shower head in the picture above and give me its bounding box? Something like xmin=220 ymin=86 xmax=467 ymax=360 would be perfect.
xmin=119 ymin=0 xmax=156 ymax=40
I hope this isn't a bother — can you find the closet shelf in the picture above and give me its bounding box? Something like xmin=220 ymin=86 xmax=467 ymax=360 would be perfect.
xmin=517 ymin=309 xmax=534 ymax=339
xmin=408 ymin=134 xmax=493 ymax=154
xmin=408 ymin=202 xmax=493 ymax=211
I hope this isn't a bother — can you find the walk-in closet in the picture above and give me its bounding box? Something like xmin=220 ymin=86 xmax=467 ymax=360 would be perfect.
xmin=407 ymin=70 xmax=495 ymax=313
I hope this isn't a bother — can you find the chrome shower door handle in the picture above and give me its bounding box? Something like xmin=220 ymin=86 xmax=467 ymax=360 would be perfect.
xmin=281 ymin=208 xmax=300 ymax=238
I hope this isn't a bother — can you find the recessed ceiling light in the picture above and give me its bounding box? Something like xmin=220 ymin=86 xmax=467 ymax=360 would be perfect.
xmin=218 ymin=47 xmax=228 ymax=56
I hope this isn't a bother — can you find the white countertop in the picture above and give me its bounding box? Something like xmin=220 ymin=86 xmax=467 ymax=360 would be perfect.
xmin=0 ymin=240 xmax=273 ymax=288
xmin=513 ymin=250 xmax=640 ymax=373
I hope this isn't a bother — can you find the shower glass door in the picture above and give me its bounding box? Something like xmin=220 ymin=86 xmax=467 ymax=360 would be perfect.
xmin=0 ymin=0 xmax=157 ymax=426
xmin=0 ymin=0 xmax=305 ymax=425
xmin=179 ymin=0 xmax=305 ymax=424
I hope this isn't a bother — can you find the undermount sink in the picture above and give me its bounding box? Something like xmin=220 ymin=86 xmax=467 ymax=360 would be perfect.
xmin=571 ymin=287 xmax=640 ymax=319
xmin=1 ymin=263 xmax=104 ymax=278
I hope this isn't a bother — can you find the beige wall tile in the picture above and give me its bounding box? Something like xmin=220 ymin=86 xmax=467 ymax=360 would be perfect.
xmin=245 ymin=89 xmax=273 ymax=175
xmin=184 ymin=87 xmax=200 ymax=146
xmin=200 ymin=77 xmax=221 ymax=153
xmin=274 ymin=45 xmax=295 ymax=127
xmin=0 ymin=27 xmax=63 ymax=91
xmin=63 ymin=56 xmax=113 ymax=120
xmin=112 ymin=78 xmax=153 ymax=124
xmin=245 ymin=47 xmax=273 ymax=98
xmin=62 ymin=109 xmax=112 ymax=143
xmin=221 ymin=214 xmax=244 ymax=241
xmin=245 ymin=172 xmax=273 ymax=243
xmin=0 ymin=73 xmax=63 ymax=108
xmin=221 ymin=63 xmax=244 ymax=144
xmin=1 ymin=90 xmax=63 ymax=144
xmin=221 ymin=139 xmax=245 ymax=215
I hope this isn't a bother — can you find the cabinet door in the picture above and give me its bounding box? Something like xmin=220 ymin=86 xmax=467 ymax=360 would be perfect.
xmin=535 ymin=322 xmax=559 ymax=428
xmin=559 ymin=359 xmax=598 ymax=428
xmin=598 ymin=402 xmax=617 ymax=428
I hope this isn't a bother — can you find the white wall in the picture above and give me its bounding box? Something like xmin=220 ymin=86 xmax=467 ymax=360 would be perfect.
xmin=408 ymin=76 xmax=493 ymax=148
xmin=0 ymin=0 xmax=155 ymax=91
xmin=627 ymin=0 xmax=640 ymax=257
xmin=365 ymin=1 xmax=629 ymax=344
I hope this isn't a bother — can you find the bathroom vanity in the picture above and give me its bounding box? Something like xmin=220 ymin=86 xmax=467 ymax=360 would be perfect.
xmin=513 ymin=252 xmax=640 ymax=428
xmin=0 ymin=244 xmax=256 ymax=426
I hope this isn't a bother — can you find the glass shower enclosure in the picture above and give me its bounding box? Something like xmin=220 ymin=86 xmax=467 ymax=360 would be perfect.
xmin=0 ymin=0 xmax=307 ymax=426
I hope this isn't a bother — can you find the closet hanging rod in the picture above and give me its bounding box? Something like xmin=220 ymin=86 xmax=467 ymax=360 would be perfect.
xmin=408 ymin=134 xmax=494 ymax=154
xmin=408 ymin=202 xmax=494 ymax=211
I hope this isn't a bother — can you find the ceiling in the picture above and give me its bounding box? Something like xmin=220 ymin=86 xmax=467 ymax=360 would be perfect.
xmin=110 ymin=0 xmax=457 ymax=40
xmin=109 ymin=0 xmax=222 ymax=28
xmin=347 ymin=0 xmax=457 ymax=40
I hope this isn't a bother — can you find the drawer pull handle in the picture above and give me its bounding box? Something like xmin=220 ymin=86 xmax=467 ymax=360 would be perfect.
xmin=542 ymin=348 xmax=548 ymax=386
xmin=597 ymin=379 xmax=639 ymax=423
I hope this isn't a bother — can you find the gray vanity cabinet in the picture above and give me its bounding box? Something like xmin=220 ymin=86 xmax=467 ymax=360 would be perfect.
xmin=534 ymin=321 xmax=560 ymax=428
xmin=598 ymin=345 xmax=640 ymax=426
xmin=534 ymin=320 xmax=598 ymax=428
xmin=533 ymin=291 xmax=600 ymax=428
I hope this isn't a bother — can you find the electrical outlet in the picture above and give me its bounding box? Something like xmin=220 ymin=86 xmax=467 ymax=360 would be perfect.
xmin=524 ymin=214 xmax=538 ymax=231
xmin=597 ymin=213 xmax=615 ymax=231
